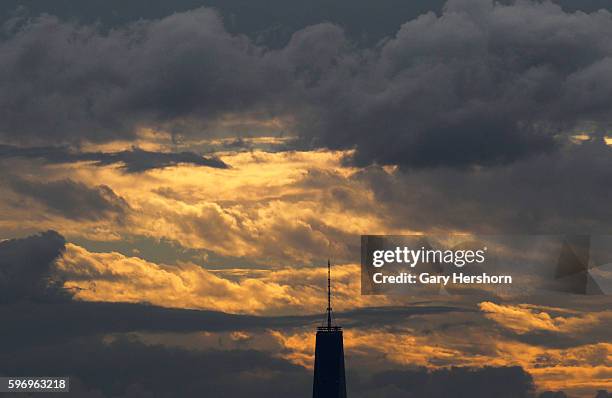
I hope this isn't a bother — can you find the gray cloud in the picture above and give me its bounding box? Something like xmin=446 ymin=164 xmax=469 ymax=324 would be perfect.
xmin=0 ymin=336 xmax=311 ymax=398
xmin=0 ymin=145 xmax=228 ymax=172
xmin=539 ymin=392 xmax=569 ymax=398
xmin=360 ymin=366 xmax=535 ymax=398
xmin=1 ymin=1 xmax=609 ymax=50
xmin=0 ymin=0 xmax=450 ymax=48
xmin=294 ymin=0 xmax=612 ymax=169
xmin=0 ymin=333 xmax=539 ymax=398
xmin=0 ymin=230 xmax=70 ymax=303
xmin=1 ymin=0 xmax=612 ymax=169
xmin=7 ymin=177 xmax=129 ymax=221
xmin=355 ymin=137 xmax=612 ymax=233
xmin=0 ymin=300 xmax=469 ymax=350
xmin=0 ymin=9 xmax=285 ymax=143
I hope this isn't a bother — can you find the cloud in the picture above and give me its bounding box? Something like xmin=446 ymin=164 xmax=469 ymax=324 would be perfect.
xmin=2 ymin=142 xmax=611 ymax=268
xmin=0 ymin=230 xmax=70 ymax=303
xmin=0 ymin=300 xmax=318 ymax=353
xmin=78 ymin=147 xmax=228 ymax=172
xmin=540 ymin=391 xmax=570 ymax=398
xmin=290 ymin=0 xmax=612 ymax=168
xmin=6 ymin=176 xmax=129 ymax=221
xmin=0 ymin=8 xmax=285 ymax=143
xmin=0 ymin=331 xmax=541 ymax=398
xmin=356 ymin=138 xmax=612 ymax=234
xmin=479 ymin=301 xmax=612 ymax=334
xmin=269 ymin=304 xmax=612 ymax=396
xmin=55 ymin=242 xmax=391 ymax=314
xmin=0 ymin=144 xmax=228 ymax=172
xmin=1 ymin=1 xmax=612 ymax=169
xmin=363 ymin=366 xmax=535 ymax=398
xmin=0 ymin=149 xmax=397 ymax=264
xmin=0 ymin=335 xmax=311 ymax=398
xmin=2 ymin=141 xmax=611 ymax=267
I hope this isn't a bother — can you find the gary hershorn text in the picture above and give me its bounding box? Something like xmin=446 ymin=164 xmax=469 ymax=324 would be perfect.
xmin=372 ymin=272 xmax=513 ymax=285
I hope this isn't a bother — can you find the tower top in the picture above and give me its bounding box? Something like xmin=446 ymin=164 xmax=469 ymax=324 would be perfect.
xmin=319 ymin=259 xmax=341 ymax=331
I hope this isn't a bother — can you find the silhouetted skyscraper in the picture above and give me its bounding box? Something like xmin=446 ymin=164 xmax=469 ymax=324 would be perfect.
xmin=312 ymin=260 xmax=347 ymax=398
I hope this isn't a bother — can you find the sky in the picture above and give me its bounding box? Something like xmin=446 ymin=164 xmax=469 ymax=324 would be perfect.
xmin=0 ymin=0 xmax=611 ymax=397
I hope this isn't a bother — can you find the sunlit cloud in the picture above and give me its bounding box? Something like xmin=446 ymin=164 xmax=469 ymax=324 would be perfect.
xmin=55 ymin=243 xmax=389 ymax=315
xmin=479 ymin=301 xmax=612 ymax=334
xmin=1 ymin=149 xmax=416 ymax=265
xmin=270 ymin=319 xmax=612 ymax=396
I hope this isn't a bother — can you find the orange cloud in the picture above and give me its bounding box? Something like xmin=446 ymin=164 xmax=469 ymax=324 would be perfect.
xmin=479 ymin=301 xmax=612 ymax=334
xmin=55 ymin=243 xmax=389 ymax=315
xmin=2 ymin=149 xmax=418 ymax=265
xmin=270 ymin=324 xmax=612 ymax=397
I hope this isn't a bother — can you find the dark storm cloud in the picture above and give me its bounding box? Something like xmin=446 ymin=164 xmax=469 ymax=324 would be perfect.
xmin=356 ymin=137 xmax=612 ymax=233
xmin=7 ymin=176 xmax=129 ymax=220
xmin=0 ymin=300 xmax=469 ymax=350
xmin=359 ymin=366 xmax=535 ymax=398
xmin=0 ymin=8 xmax=284 ymax=143
xmin=0 ymin=335 xmax=311 ymax=398
xmin=539 ymin=392 xmax=569 ymax=398
xmin=0 ymin=301 xmax=295 ymax=346
xmin=1 ymin=0 xmax=612 ymax=168
xmin=0 ymin=0 xmax=609 ymax=48
xmin=296 ymin=0 xmax=612 ymax=169
xmin=0 ymin=333 xmax=542 ymax=398
xmin=0 ymin=0 xmax=448 ymax=48
xmin=0 ymin=144 xmax=228 ymax=172
xmin=94 ymin=147 xmax=228 ymax=172
xmin=0 ymin=230 xmax=70 ymax=303
xmin=338 ymin=305 xmax=476 ymax=329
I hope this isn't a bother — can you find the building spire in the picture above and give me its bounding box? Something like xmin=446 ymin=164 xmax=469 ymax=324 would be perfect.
xmin=313 ymin=258 xmax=346 ymax=398
xmin=319 ymin=258 xmax=340 ymax=331
xmin=327 ymin=259 xmax=332 ymax=329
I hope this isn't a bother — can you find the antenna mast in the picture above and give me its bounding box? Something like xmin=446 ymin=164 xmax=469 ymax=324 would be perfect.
xmin=318 ymin=258 xmax=340 ymax=332
xmin=313 ymin=258 xmax=347 ymax=398
xmin=327 ymin=259 xmax=332 ymax=328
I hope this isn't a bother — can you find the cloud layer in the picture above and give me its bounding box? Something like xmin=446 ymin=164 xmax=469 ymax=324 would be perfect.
xmin=0 ymin=144 xmax=228 ymax=172
xmin=1 ymin=2 xmax=612 ymax=396
xmin=0 ymin=231 xmax=610 ymax=397
xmin=0 ymin=230 xmax=69 ymax=303
xmin=2 ymin=0 xmax=612 ymax=168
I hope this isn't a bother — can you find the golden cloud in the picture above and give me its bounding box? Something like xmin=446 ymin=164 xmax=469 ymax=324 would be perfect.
xmin=271 ymin=323 xmax=612 ymax=397
xmin=55 ymin=243 xmax=390 ymax=315
xmin=2 ymin=149 xmax=417 ymax=265
xmin=479 ymin=301 xmax=612 ymax=334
